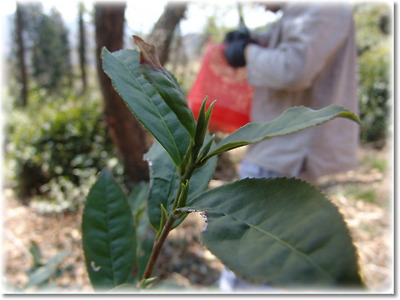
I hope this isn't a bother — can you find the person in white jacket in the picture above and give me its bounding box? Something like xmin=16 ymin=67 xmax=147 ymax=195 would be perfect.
xmin=220 ymin=2 xmax=359 ymax=291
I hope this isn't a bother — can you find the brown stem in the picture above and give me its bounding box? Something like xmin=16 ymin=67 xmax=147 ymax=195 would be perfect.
xmin=141 ymin=140 xmax=194 ymax=283
xmin=142 ymin=216 xmax=175 ymax=280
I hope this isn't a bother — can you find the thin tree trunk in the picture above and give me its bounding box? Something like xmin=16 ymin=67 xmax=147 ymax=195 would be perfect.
xmin=16 ymin=3 xmax=28 ymax=106
xmin=95 ymin=3 xmax=149 ymax=183
xmin=78 ymin=3 xmax=87 ymax=94
xmin=147 ymin=2 xmax=187 ymax=65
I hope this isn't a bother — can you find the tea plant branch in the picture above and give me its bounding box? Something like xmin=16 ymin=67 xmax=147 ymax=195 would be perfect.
xmin=141 ymin=98 xmax=215 ymax=283
xmin=82 ymin=35 xmax=363 ymax=292
xmin=140 ymin=181 xmax=190 ymax=283
xmin=141 ymin=212 xmax=177 ymax=283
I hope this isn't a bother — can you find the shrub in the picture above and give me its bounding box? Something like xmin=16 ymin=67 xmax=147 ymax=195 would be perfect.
xmin=358 ymin=42 xmax=390 ymax=146
xmin=354 ymin=3 xmax=391 ymax=147
xmin=5 ymin=88 xmax=121 ymax=212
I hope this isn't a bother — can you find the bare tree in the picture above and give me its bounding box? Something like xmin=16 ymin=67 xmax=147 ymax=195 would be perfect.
xmin=95 ymin=3 xmax=149 ymax=183
xmin=78 ymin=3 xmax=87 ymax=94
xmin=147 ymin=2 xmax=188 ymax=65
xmin=15 ymin=3 xmax=28 ymax=106
xmin=93 ymin=2 xmax=189 ymax=184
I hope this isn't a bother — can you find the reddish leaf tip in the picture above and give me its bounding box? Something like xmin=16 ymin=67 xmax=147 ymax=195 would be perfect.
xmin=133 ymin=35 xmax=163 ymax=71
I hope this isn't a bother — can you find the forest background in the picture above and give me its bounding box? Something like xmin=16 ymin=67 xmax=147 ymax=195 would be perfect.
xmin=1 ymin=0 xmax=393 ymax=293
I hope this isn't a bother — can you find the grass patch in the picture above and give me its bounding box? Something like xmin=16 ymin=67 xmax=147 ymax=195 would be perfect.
xmin=343 ymin=186 xmax=378 ymax=204
xmin=361 ymin=156 xmax=387 ymax=172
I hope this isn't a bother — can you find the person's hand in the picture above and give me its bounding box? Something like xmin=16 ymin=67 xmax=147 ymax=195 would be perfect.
xmin=224 ymin=27 xmax=255 ymax=68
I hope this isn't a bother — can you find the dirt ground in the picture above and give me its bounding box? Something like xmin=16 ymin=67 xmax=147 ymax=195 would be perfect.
xmin=2 ymin=143 xmax=393 ymax=293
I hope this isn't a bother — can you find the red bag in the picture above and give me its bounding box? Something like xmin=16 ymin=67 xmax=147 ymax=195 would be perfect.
xmin=187 ymin=43 xmax=253 ymax=133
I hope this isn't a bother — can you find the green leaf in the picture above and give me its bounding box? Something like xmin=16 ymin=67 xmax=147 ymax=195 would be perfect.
xmin=137 ymin=238 xmax=154 ymax=282
xmin=133 ymin=36 xmax=196 ymax=138
xmin=144 ymin=138 xmax=217 ymax=230
xmin=82 ymin=168 xmax=136 ymax=291
xmin=107 ymin=283 xmax=138 ymax=293
xmin=194 ymin=97 xmax=216 ymax=151
xmin=102 ymin=48 xmax=190 ymax=166
xmin=139 ymin=277 xmax=157 ymax=289
xmin=128 ymin=183 xmax=152 ymax=280
xmin=25 ymin=250 xmax=70 ymax=288
xmin=128 ymin=182 xmax=149 ymax=218
xmin=156 ymin=204 xmax=168 ymax=240
xmin=203 ymin=105 xmax=361 ymax=161
xmin=187 ymin=178 xmax=363 ymax=288
xmin=194 ymin=97 xmax=208 ymax=148
xmin=29 ymin=242 xmax=42 ymax=268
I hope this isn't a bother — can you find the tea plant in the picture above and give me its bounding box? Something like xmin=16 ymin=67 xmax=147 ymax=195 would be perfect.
xmin=82 ymin=36 xmax=364 ymax=292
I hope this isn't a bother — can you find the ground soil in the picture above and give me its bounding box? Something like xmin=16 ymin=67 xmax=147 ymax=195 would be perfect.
xmin=2 ymin=143 xmax=393 ymax=293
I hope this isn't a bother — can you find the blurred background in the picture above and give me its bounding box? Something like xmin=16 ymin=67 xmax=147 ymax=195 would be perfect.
xmin=1 ymin=0 xmax=393 ymax=293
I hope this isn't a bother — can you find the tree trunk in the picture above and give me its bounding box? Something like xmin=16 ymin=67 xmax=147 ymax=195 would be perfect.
xmin=147 ymin=2 xmax=188 ymax=65
xmin=95 ymin=3 xmax=149 ymax=183
xmin=78 ymin=3 xmax=87 ymax=94
xmin=15 ymin=3 xmax=28 ymax=106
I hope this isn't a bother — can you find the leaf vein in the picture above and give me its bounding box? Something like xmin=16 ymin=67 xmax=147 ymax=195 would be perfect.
xmin=226 ymin=212 xmax=334 ymax=281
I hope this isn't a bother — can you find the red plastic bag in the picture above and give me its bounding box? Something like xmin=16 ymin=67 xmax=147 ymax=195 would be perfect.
xmin=187 ymin=43 xmax=253 ymax=133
